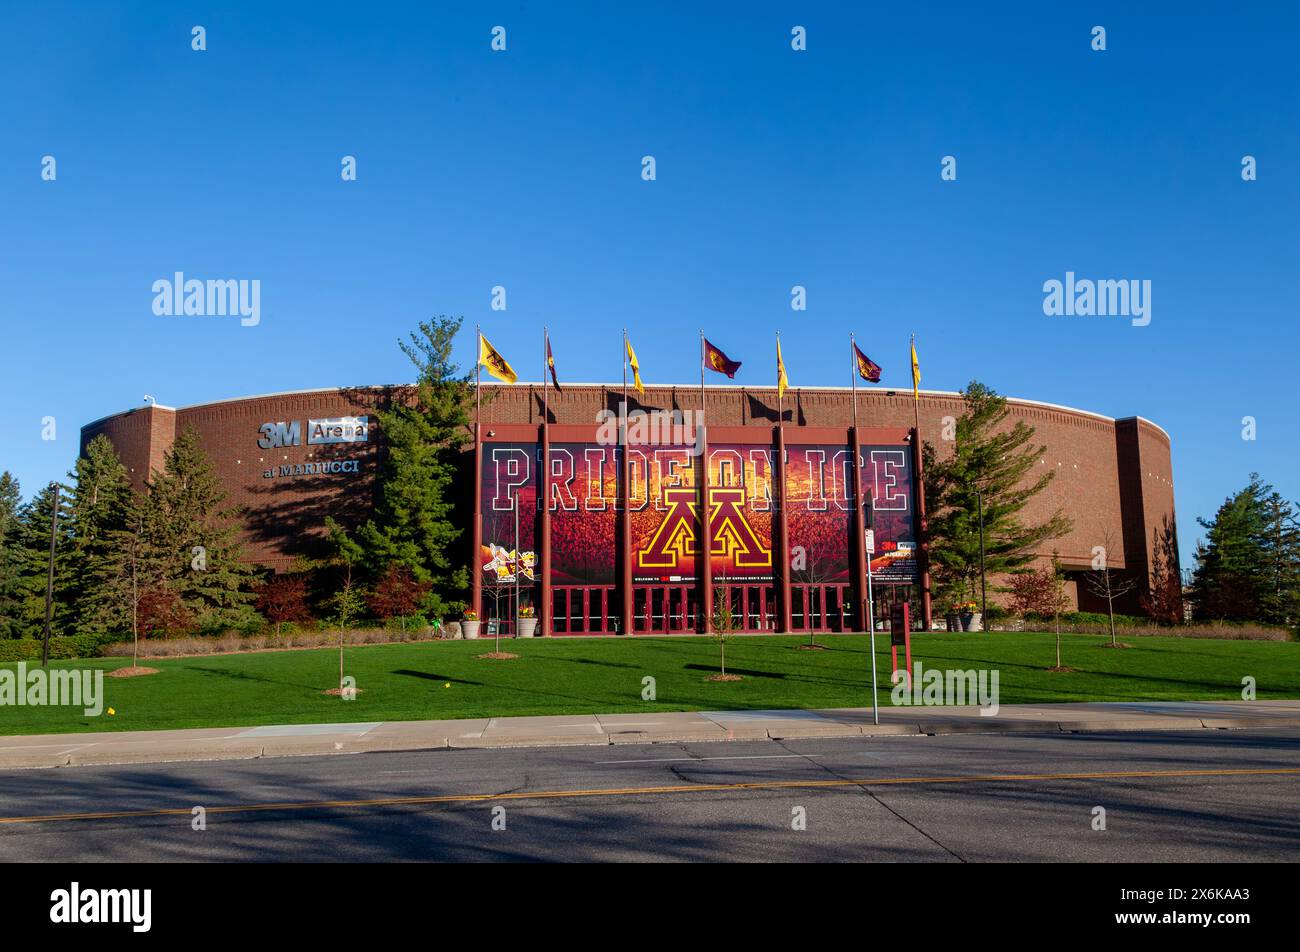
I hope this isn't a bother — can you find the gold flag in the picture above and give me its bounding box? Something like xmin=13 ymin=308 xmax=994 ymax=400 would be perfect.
xmin=910 ymin=337 xmax=921 ymax=402
xmin=479 ymin=333 xmax=517 ymax=384
xmin=776 ymin=338 xmax=789 ymax=399
xmin=626 ymin=336 xmax=645 ymax=395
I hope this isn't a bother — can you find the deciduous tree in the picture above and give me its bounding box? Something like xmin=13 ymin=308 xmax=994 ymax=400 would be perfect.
xmin=1141 ymin=514 xmax=1184 ymax=625
xmin=368 ymin=564 xmax=431 ymax=629
xmin=255 ymin=574 xmax=314 ymax=636
xmin=1083 ymin=530 xmax=1139 ymax=646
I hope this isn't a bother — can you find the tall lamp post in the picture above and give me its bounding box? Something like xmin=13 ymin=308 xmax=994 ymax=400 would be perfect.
xmin=41 ymin=482 xmax=60 ymax=668
xmin=976 ymin=489 xmax=987 ymax=628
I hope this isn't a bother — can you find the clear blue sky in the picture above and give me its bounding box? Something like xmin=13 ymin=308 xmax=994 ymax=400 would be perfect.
xmin=2 ymin=2 xmax=1297 ymax=570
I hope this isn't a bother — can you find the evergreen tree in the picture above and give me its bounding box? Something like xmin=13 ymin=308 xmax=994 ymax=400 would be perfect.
xmin=142 ymin=425 xmax=257 ymax=628
xmin=922 ymin=381 xmax=1072 ymax=608
xmin=1258 ymin=486 xmax=1300 ymax=626
xmin=100 ymin=491 xmax=169 ymax=655
xmin=12 ymin=482 xmax=75 ymax=637
xmin=0 ymin=472 xmax=23 ymax=638
xmin=1191 ymin=474 xmax=1299 ymax=624
xmin=66 ymin=435 xmax=134 ymax=634
xmin=340 ymin=316 xmax=474 ymax=615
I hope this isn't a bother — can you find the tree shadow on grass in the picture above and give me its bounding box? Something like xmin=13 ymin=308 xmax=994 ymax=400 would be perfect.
xmin=683 ymin=664 xmax=786 ymax=680
xmin=394 ymin=670 xmax=483 ymax=686
xmin=186 ymin=665 xmax=322 ymax=691
xmin=566 ymin=658 xmax=643 ymax=670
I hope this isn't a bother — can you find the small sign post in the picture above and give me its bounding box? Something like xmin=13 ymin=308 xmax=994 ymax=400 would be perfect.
xmin=890 ymin=601 xmax=912 ymax=682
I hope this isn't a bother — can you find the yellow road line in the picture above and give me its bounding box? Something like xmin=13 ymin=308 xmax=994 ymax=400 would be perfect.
xmin=2 ymin=766 xmax=1297 ymax=826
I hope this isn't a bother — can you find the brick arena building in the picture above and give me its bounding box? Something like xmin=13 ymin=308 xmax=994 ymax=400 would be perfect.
xmin=81 ymin=383 xmax=1175 ymax=635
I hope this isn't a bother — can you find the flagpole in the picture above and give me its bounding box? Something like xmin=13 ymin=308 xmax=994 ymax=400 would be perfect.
xmin=849 ymin=332 xmax=859 ymax=431
xmin=472 ymin=323 xmax=483 ymax=628
xmin=540 ymin=325 xmax=551 ymax=637
xmin=777 ymin=332 xmax=783 ymax=427
xmin=699 ymin=329 xmax=712 ymax=634
xmin=621 ymin=329 xmax=633 ymax=637
xmin=775 ymin=331 xmax=792 ymax=634
xmin=700 ymin=329 xmax=706 ymax=407
xmin=849 ymin=332 xmax=869 ymax=645
xmin=911 ymin=332 xmax=932 ymax=631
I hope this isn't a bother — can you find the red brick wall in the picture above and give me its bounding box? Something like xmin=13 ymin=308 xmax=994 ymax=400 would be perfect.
xmin=80 ymin=383 xmax=1175 ymax=603
xmin=82 ymin=389 xmax=392 ymax=572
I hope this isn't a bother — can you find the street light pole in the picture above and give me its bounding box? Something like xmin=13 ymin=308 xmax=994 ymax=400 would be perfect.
xmin=41 ymin=482 xmax=60 ymax=668
xmin=977 ymin=489 xmax=987 ymax=627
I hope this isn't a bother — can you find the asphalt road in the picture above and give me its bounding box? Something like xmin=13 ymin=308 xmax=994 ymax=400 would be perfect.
xmin=1 ymin=729 xmax=1297 ymax=862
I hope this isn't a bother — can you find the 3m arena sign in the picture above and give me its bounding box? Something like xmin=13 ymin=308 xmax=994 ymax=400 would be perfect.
xmin=257 ymin=416 xmax=369 ymax=449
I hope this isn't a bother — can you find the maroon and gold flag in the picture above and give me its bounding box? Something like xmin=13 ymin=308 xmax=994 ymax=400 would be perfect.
xmin=703 ymin=338 xmax=742 ymax=378
xmin=853 ymin=342 xmax=882 ymax=383
xmin=546 ymin=336 xmax=561 ymax=392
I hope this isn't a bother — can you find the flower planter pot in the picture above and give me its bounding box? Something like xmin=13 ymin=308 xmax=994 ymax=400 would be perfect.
xmin=945 ymin=613 xmax=961 ymax=632
xmin=461 ymin=620 xmax=481 ymax=640
xmin=960 ymin=612 xmax=983 ymax=632
xmin=518 ymin=618 xmax=538 ymax=638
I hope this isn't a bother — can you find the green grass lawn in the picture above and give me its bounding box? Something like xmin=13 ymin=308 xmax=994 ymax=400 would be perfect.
xmin=2 ymin=631 xmax=1298 ymax=736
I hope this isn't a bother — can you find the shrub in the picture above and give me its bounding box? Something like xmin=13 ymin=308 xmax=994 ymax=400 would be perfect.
xmin=0 ymin=633 xmax=116 ymax=662
xmin=138 ymin=587 xmax=194 ymax=638
xmin=254 ymin=574 xmax=314 ymax=635
xmin=1015 ymin=616 xmax=1289 ymax=641
xmin=99 ymin=626 xmax=443 ymax=659
xmin=369 ymin=564 xmax=432 ymax=624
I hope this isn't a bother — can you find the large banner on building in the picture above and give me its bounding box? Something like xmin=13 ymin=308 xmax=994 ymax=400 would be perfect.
xmin=479 ymin=442 xmax=539 ymax=589
xmin=785 ymin=444 xmax=918 ymax=585
xmin=700 ymin=444 xmax=774 ymax=583
xmin=479 ymin=439 xmax=917 ymax=588
xmin=549 ymin=442 xmax=618 ymax=585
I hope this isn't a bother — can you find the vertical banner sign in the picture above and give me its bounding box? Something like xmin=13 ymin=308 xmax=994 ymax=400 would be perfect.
xmin=479 ymin=443 xmax=538 ymax=597
xmin=546 ymin=442 xmax=619 ymax=585
xmin=630 ymin=443 xmax=698 ymax=582
xmin=707 ymin=444 xmax=774 ymax=582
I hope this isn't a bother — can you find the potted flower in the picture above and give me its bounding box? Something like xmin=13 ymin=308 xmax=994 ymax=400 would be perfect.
xmin=461 ymin=609 xmax=481 ymax=640
xmin=517 ymin=604 xmax=538 ymax=638
xmin=958 ymin=601 xmax=982 ymax=632
xmin=942 ymin=601 xmax=961 ymax=632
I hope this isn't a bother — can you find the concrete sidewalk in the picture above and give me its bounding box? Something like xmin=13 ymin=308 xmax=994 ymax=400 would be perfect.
xmin=3 ymin=700 xmax=1299 ymax=769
